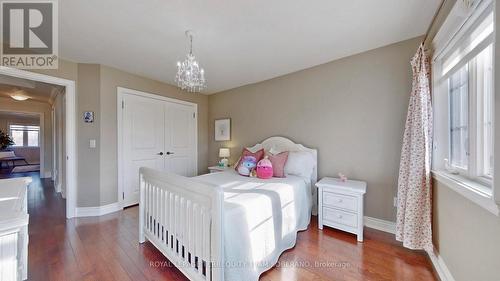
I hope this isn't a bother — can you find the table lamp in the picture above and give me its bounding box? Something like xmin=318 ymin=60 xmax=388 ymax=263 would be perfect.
xmin=219 ymin=148 xmax=230 ymax=167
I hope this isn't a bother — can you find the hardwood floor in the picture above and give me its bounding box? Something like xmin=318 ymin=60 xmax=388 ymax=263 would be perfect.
xmin=20 ymin=174 xmax=437 ymax=281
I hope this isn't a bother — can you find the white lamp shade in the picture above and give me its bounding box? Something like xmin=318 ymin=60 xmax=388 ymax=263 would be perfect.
xmin=219 ymin=148 xmax=230 ymax=158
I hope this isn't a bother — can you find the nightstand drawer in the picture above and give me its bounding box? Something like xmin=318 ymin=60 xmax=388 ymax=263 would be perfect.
xmin=323 ymin=207 xmax=358 ymax=228
xmin=323 ymin=192 xmax=357 ymax=212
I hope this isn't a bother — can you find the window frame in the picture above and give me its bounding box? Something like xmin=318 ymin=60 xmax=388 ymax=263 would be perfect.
xmin=431 ymin=0 xmax=498 ymax=216
xmin=9 ymin=124 xmax=40 ymax=148
xmin=445 ymin=44 xmax=494 ymax=187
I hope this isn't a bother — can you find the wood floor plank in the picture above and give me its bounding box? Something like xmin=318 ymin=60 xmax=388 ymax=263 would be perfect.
xmin=7 ymin=171 xmax=437 ymax=281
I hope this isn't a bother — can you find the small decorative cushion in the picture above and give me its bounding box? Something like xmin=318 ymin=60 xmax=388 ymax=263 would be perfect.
xmin=235 ymin=148 xmax=265 ymax=172
xmin=0 ymin=151 xmax=15 ymax=159
xmin=237 ymin=156 xmax=257 ymax=176
xmin=267 ymin=151 xmax=289 ymax=178
xmin=256 ymin=157 xmax=273 ymax=179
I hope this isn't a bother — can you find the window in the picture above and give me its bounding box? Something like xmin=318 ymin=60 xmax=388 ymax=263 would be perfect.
xmin=9 ymin=125 xmax=40 ymax=147
xmin=447 ymin=45 xmax=493 ymax=182
xmin=434 ymin=3 xmax=494 ymax=187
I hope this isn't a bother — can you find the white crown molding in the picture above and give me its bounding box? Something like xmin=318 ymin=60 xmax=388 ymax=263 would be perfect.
xmin=75 ymin=202 xmax=122 ymax=217
xmin=364 ymin=216 xmax=396 ymax=234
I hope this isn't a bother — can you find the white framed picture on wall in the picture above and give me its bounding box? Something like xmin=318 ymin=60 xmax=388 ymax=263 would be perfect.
xmin=214 ymin=118 xmax=231 ymax=141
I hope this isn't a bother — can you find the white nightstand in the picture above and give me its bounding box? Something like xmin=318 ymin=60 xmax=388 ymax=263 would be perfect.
xmin=208 ymin=166 xmax=230 ymax=173
xmin=316 ymin=177 xmax=367 ymax=242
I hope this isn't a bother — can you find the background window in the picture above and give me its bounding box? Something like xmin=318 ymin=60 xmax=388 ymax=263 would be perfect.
xmin=10 ymin=129 xmax=24 ymax=147
xmin=9 ymin=125 xmax=40 ymax=147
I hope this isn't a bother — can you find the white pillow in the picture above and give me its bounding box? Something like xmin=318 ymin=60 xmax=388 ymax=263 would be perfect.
xmin=284 ymin=151 xmax=315 ymax=178
xmin=0 ymin=151 xmax=15 ymax=159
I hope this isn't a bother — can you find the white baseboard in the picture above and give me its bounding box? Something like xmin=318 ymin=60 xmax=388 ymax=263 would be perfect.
xmin=55 ymin=182 xmax=62 ymax=193
xmin=75 ymin=202 xmax=122 ymax=217
xmin=364 ymin=216 xmax=396 ymax=234
xmin=363 ymin=217 xmax=454 ymax=281
xmin=427 ymin=246 xmax=455 ymax=281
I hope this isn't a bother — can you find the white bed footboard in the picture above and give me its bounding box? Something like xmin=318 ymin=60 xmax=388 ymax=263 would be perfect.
xmin=139 ymin=167 xmax=224 ymax=281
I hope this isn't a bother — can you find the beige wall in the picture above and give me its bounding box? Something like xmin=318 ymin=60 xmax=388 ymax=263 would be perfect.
xmin=76 ymin=64 xmax=101 ymax=206
xmin=99 ymin=65 xmax=209 ymax=205
xmin=0 ymin=114 xmax=39 ymax=132
xmin=433 ymin=180 xmax=500 ymax=281
xmin=208 ymin=36 xmax=422 ymax=221
xmin=0 ymin=97 xmax=52 ymax=175
xmin=25 ymin=59 xmax=209 ymax=207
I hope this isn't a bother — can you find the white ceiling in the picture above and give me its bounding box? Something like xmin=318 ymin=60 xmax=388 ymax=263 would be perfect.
xmin=60 ymin=0 xmax=441 ymax=94
xmin=0 ymin=75 xmax=63 ymax=104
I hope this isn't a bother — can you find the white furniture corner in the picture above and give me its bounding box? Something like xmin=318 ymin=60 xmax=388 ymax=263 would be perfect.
xmin=0 ymin=177 xmax=31 ymax=281
xmin=317 ymin=177 xmax=366 ymax=242
xmin=208 ymin=166 xmax=230 ymax=173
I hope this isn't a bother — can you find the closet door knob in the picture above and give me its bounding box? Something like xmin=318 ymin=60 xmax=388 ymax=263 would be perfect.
xmin=157 ymin=152 xmax=164 ymax=156
xmin=166 ymin=152 xmax=174 ymax=155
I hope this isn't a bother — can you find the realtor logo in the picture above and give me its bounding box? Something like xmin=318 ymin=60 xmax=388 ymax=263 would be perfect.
xmin=0 ymin=0 xmax=58 ymax=69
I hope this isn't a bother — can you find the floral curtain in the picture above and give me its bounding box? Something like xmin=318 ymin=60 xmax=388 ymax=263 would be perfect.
xmin=396 ymin=43 xmax=433 ymax=252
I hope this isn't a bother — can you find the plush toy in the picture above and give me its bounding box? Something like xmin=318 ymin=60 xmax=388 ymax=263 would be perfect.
xmin=257 ymin=156 xmax=273 ymax=179
xmin=237 ymin=156 xmax=257 ymax=176
xmin=338 ymin=172 xmax=348 ymax=182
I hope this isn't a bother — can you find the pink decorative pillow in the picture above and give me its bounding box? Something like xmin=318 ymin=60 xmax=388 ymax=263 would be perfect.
xmin=268 ymin=151 xmax=289 ymax=178
xmin=235 ymin=148 xmax=265 ymax=172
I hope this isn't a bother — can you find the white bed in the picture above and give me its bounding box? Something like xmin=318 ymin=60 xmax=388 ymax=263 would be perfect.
xmin=196 ymin=169 xmax=312 ymax=281
xmin=139 ymin=136 xmax=317 ymax=281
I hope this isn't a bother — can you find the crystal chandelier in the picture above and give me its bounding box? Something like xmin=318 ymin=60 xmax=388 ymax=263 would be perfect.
xmin=175 ymin=30 xmax=206 ymax=92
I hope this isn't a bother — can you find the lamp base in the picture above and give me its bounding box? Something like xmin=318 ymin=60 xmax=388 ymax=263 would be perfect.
xmin=219 ymin=158 xmax=229 ymax=167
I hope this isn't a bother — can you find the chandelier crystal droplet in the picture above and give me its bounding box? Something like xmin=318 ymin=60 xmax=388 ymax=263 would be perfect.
xmin=175 ymin=31 xmax=206 ymax=92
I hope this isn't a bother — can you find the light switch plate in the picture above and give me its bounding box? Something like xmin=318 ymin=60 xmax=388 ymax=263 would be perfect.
xmin=89 ymin=139 xmax=96 ymax=148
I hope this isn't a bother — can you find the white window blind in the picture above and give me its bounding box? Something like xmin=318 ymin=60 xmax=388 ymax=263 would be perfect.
xmin=9 ymin=125 xmax=40 ymax=147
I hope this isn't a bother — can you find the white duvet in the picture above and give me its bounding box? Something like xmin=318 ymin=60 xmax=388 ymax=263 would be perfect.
xmin=195 ymin=170 xmax=312 ymax=281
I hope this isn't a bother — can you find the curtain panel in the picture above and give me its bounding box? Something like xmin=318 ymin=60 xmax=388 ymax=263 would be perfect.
xmin=396 ymin=43 xmax=433 ymax=252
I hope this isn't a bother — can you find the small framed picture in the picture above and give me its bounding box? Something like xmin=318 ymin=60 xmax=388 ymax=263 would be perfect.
xmin=83 ymin=111 xmax=94 ymax=123
xmin=214 ymin=118 xmax=231 ymax=141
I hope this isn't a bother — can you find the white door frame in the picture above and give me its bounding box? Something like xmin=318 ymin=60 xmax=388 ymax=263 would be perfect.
xmin=0 ymin=66 xmax=77 ymax=219
xmin=117 ymin=87 xmax=198 ymax=207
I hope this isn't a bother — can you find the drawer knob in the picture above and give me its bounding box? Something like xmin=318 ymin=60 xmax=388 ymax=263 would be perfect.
xmin=337 ymin=199 xmax=343 ymax=203
xmin=337 ymin=214 xmax=343 ymax=219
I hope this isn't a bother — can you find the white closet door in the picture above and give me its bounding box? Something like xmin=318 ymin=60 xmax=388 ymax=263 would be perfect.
xmin=122 ymin=94 xmax=165 ymax=207
xmin=164 ymin=102 xmax=196 ymax=176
